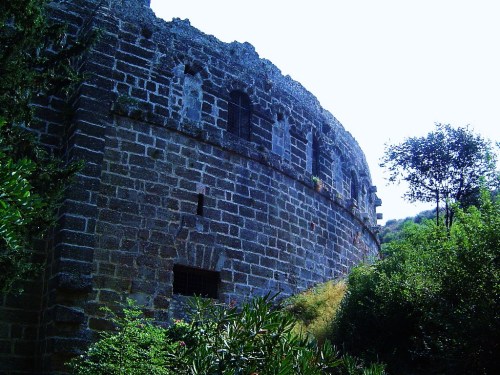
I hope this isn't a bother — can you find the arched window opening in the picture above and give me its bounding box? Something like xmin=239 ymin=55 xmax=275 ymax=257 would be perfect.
xmin=306 ymin=132 xmax=313 ymax=174
xmin=272 ymin=112 xmax=291 ymax=161
xmin=332 ymin=152 xmax=343 ymax=192
xmin=227 ymin=91 xmax=252 ymax=140
xmin=360 ymin=183 xmax=368 ymax=211
xmin=350 ymin=171 xmax=359 ymax=202
xmin=306 ymin=132 xmax=320 ymax=175
xmin=182 ymin=66 xmax=202 ymax=122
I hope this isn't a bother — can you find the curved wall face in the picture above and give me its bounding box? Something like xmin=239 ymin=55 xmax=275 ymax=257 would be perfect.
xmin=91 ymin=3 xmax=381 ymax=310
xmin=93 ymin=2 xmax=378 ymax=317
xmin=0 ymin=0 xmax=381 ymax=373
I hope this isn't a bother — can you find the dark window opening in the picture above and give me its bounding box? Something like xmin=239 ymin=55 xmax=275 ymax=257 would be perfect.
xmin=173 ymin=265 xmax=220 ymax=298
xmin=350 ymin=171 xmax=358 ymax=201
xmin=227 ymin=90 xmax=252 ymax=140
xmin=277 ymin=112 xmax=284 ymax=122
xmin=184 ymin=64 xmax=197 ymax=76
xmin=312 ymin=135 xmax=320 ymax=177
xmin=196 ymin=193 xmax=204 ymax=216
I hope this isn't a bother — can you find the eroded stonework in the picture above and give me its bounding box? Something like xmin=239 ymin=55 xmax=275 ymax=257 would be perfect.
xmin=0 ymin=0 xmax=381 ymax=373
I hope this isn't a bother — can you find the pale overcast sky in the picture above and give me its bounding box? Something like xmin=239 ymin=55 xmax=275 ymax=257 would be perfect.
xmin=150 ymin=0 xmax=499 ymax=223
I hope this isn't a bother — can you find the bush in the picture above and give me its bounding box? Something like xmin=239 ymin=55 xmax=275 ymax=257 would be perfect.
xmin=69 ymin=301 xmax=174 ymax=375
xmin=332 ymin=191 xmax=499 ymax=374
xmin=70 ymin=296 xmax=385 ymax=375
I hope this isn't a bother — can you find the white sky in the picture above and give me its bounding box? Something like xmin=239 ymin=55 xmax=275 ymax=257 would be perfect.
xmin=150 ymin=0 xmax=500 ymax=224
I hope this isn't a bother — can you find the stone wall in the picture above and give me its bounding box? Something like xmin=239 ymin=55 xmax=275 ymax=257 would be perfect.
xmin=0 ymin=0 xmax=381 ymax=373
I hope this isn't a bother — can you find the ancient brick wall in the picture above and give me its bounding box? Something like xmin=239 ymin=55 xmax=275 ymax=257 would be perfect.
xmin=0 ymin=0 xmax=381 ymax=373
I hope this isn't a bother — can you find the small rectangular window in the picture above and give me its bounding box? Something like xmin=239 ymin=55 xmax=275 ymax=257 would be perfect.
xmin=197 ymin=193 xmax=204 ymax=216
xmin=173 ymin=265 xmax=220 ymax=298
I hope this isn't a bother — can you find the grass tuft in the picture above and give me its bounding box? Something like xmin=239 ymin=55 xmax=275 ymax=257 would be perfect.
xmin=285 ymin=280 xmax=346 ymax=344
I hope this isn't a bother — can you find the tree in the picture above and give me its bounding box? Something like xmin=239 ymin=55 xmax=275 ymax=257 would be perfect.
xmin=380 ymin=123 xmax=499 ymax=228
xmin=332 ymin=191 xmax=499 ymax=374
xmin=0 ymin=0 xmax=93 ymax=292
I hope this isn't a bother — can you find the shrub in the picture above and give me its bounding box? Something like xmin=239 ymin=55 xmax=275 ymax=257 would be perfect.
xmin=68 ymin=300 xmax=177 ymax=375
xmin=332 ymin=191 xmax=499 ymax=374
xmin=70 ymin=295 xmax=385 ymax=375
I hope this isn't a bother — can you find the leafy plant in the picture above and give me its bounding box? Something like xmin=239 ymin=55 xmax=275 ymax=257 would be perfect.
xmin=312 ymin=176 xmax=323 ymax=192
xmin=69 ymin=299 xmax=179 ymax=375
xmin=70 ymin=295 xmax=386 ymax=375
xmin=0 ymin=119 xmax=83 ymax=291
xmin=0 ymin=0 xmax=93 ymax=291
xmin=332 ymin=191 xmax=499 ymax=374
xmin=378 ymin=209 xmax=435 ymax=245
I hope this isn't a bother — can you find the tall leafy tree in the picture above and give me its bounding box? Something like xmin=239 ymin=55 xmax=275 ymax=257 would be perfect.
xmin=0 ymin=0 xmax=93 ymax=292
xmin=381 ymin=123 xmax=499 ymax=228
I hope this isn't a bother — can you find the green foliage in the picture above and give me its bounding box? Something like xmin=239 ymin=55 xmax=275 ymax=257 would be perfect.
xmin=70 ymin=296 xmax=386 ymax=375
xmin=0 ymin=0 xmax=92 ymax=291
xmin=0 ymin=120 xmax=43 ymax=289
xmin=69 ymin=299 xmax=176 ymax=375
xmin=178 ymin=295 xmax=335 ymax=375
xmin=381 ymin=123 xmax=499 ymax=228
xmin=0 ymin=120 xmax=82 ymax=291
xmin=332 ymin=192 xmax=499 ymax=374
xmin=286 ymin=280 xmax=346 ymax=345
xmin=378 ymin=210 xmax=435 ymax=245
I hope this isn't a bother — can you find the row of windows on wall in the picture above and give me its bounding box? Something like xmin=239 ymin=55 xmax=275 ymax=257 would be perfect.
xmin=180 ymin=71 xmax=364 ymax=203
xmin=182 ymin=82 xmax=320 ymax=173
xmin=180 ymin=70 xmax=306 ymax=159
xmin=226 ymin=91 xmax=325 ymax=188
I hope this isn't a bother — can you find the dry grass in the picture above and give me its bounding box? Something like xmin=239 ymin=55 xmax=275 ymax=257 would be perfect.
xmin=285 ymin=280 xmax=346 ymax=345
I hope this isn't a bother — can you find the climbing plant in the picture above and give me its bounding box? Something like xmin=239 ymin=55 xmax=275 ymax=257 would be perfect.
xmin=0 ymin=0 xmax=94 ymax=291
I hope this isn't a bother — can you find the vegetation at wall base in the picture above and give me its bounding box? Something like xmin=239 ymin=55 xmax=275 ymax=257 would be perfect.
xmin=70 ymin=296 xmax=386 ymax=375
xmin=332 ymin=190 xmax=499 ymax=374
xmin=71 ymin=190 xmax=498 ymax=374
